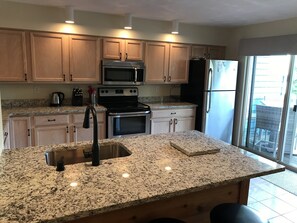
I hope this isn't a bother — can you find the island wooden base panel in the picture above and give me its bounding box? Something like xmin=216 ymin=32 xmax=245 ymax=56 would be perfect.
xmin=69 ymin=180 xmax=249 ymax=223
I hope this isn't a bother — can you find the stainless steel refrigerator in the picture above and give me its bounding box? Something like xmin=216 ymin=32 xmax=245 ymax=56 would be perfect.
xmin=181 ymin=58 xmax=238 ymax=144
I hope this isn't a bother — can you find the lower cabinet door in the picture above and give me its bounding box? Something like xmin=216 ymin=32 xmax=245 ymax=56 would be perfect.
xmin=35 ymin=125 xmax=70 ymax=146
xmin=173 ymin=117 xmax=195 ymax=133
xmin=151 ymin=118 xmax=172 ymax=134
xmin=9 ymin=117 xmax=32 ymax=148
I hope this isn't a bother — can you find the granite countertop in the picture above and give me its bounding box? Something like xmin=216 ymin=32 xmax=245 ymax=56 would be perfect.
xmin=2 ymin=105 xmax=107 ymax=120
xmin=147 ymin=102 xmax=197 ymax=110
xmin=0 ymin=130 xmax=284 ymax=223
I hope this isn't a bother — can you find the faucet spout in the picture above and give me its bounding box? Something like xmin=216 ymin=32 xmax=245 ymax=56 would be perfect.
xmin=83 ymin=105 xmax=100 ymax=166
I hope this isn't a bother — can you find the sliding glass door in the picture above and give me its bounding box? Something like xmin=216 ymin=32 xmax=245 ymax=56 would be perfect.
xmin=281 ymin=57 xmax=297 ymax=168
xmin=243 ymin=55 xmax=290 ymax=159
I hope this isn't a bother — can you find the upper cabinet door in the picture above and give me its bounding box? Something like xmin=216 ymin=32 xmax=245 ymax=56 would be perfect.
xmin=69 ymin=35 xmax=101 ymax=82
xmin=191 ymin=45 xmax=225 ymax=60
xmin=207 ymin=46 xmax=226 ymax=60
xmin=103 ymin=38 xmax=143 ymax=61
xmin=125 ymin=40 xmax=144 ymax=61
xmin=102 ymin=38 xmax=122 ymax=60
xmin=145 ymin=42 xmax=169 ymax=83
xmin=0 ymin=30 xmax=28 ymax=81
xmin=30 ymin=32 xmax=68 ymax=82
xmin=191 ymin=45 xmax=208 ymax=59
xmin=168 ymin=44 xmax=190 ymax=83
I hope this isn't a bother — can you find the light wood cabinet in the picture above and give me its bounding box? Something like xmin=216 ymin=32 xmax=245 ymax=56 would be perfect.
xmin=191 ymin=45 xmax=225 ymax=60
xmin=0 ymin=30 xmax=29 ymax=81
xmin=9 ymin=117 xmax=32 ymax=148
xmin=151 ymin=108 xmax=196 ymax=134
xmin=34 ymin=114 xmax=70 ymax=146
xmin=31 ymin=32 xmax=101 ymax=83
xmin=145 ymin=42 xmax=190 ymax=84
xmin=103 ymin=38 xmax=143 ymax=61
xmin=31 ymin=32 xmax=68 ymax=82
xmin=69 ymin=35 xmax=100 ymax=82
xmin=72 ymin=112 xmax=106 ymax=142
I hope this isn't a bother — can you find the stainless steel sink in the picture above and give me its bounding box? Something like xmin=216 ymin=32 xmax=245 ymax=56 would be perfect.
xmin=45 ymin=142 xmax=131 ymax=166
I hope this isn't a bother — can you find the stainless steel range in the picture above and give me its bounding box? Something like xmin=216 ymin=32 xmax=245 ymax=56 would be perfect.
xmin=98 ymin=87 xmax=151 ymax=138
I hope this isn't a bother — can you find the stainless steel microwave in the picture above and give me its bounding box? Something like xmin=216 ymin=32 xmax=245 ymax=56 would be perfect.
xmin=101 ymin=60 xmax=145 ymax=85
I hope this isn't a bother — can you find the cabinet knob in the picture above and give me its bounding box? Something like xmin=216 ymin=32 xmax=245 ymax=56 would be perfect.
xmin=125 ymin=53 xmax=128 ymax=60
xmin=70 ymin=74 xmax=73 ymax=81
xmin=63 ymin=74 xmax=66 ymax=81
xmin=27 ymin=129 xmax=30 ymax=137
xmin=163 ymin=76 xmax=166 ymax=82
xmin=66 ymin=126 xmax=69 ymax=133
xmin=24 ymin=73 xmax=27 ymax=81
xmin=168 ymin=76 xmax=171 ymax=82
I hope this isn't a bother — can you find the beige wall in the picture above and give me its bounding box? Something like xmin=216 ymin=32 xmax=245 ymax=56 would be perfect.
xmin=0 ymin=1 xmax=233 ymax=100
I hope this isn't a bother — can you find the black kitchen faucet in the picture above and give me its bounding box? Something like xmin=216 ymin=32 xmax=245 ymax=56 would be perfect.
xmin=83 ymin=105 xmax=100 ymax=166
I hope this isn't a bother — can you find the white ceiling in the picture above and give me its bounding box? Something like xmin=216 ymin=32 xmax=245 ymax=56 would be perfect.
xmin=5 ymin=0 xmax=297 ymax=27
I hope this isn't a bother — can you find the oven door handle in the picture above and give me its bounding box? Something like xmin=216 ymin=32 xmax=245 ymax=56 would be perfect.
xmin=109 ymin=111 xmax=150 ymax=116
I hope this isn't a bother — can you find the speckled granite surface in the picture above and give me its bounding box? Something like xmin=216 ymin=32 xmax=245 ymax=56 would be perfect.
xmin=2 ymin=105 xmax=106 ymax=120
xmin=0 ymin=130 xmax=284 ymax=223
xmin=147 ymin=102 xmax=197 ymax=110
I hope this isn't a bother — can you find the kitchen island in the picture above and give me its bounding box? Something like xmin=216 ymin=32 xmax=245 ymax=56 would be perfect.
xmin=0 ymin=131 xmax=284 ymax=223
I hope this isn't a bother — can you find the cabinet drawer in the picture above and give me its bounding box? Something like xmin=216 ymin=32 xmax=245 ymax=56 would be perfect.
xmin=34 ymin=115 xmax=70 ymax=126
xmin=151 ymin=108 xmax=195 ymax=118
xmin=72 ymin=112 xmax=105 ymax=124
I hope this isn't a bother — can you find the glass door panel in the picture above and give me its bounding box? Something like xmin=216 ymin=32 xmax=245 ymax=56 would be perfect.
xmin=244 ymin=55 xmax=290 ymax=159
xmin=282 ymin=57 xmax=297 ymax=168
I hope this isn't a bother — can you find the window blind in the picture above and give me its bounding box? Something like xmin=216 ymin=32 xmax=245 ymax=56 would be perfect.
xmin=239 ymin=34 xmax=297 ymax=56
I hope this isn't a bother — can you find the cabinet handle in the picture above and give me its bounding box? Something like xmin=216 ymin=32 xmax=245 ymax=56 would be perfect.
xmin=73 ymin=126 xmax=76 ymax=133
xmin=3 ymin=132 xmax=8 ymax=145
xmin=174 ymin=118 xmax=178 ymax=125
xmin=125 ymin=53 xmax=128 ymax=60
xmin=27 ymin=129 xmax=30 ymax=137
xmin=163 ymin=76 xmax=166 ymax=82
xmin=24 ymin=73 xmax=27 ymax=81
xmin=169 ymin=119 xmax=173 ymax=125
xmin=47 ymin=119 xmax=56 ymax=122
xmin=66 ymin=126 xmax=69 ymax=133
xmin=170 ymin=112 xmax=176 ymax=115
xmin=70 ymin=74 xmax=73 ymax=81
xmin=63 ymin=74 xmax=66 ymax=81
xmin=168 ymin=76 xmax=171 ymax=82
xmin=120 ymin=52 xmax=122 ymax=60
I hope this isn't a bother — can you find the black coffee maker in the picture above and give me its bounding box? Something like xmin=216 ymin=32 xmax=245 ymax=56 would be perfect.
xmin=72 ymin=88 xmax=83 ymax=106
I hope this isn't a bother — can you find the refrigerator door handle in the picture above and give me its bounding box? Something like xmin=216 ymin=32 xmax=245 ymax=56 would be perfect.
xmin=208 ymin=68 xmax=213 ymax=91
xmin=206 ymin=91 xmax=212 ymax=113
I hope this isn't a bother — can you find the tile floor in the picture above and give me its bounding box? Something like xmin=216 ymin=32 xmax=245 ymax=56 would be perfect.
xmin=248 ymin=177 xmax=297 ymax=223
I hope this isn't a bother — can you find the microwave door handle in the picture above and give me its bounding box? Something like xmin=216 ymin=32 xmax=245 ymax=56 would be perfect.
xmin=134 ymin=68 xmax=137 ymax=83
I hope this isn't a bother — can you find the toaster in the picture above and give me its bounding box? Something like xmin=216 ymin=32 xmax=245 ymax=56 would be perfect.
xmin=72 ymin=88 xmax=83 ymax=106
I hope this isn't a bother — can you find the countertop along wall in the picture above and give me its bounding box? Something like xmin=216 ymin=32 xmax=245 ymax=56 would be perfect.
xmin=0 ymin=1 xmax=232 ymax=101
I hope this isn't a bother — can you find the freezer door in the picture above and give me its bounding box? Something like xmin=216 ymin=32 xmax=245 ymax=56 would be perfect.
xmin=203 ymin=90 xmax=236 ymax=144
xmin=205 ymin=60 xmax=238 ymax=91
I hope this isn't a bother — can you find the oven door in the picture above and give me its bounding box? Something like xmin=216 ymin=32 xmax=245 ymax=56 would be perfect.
xmin=108 ymin=111 xmax=151 ymax=138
